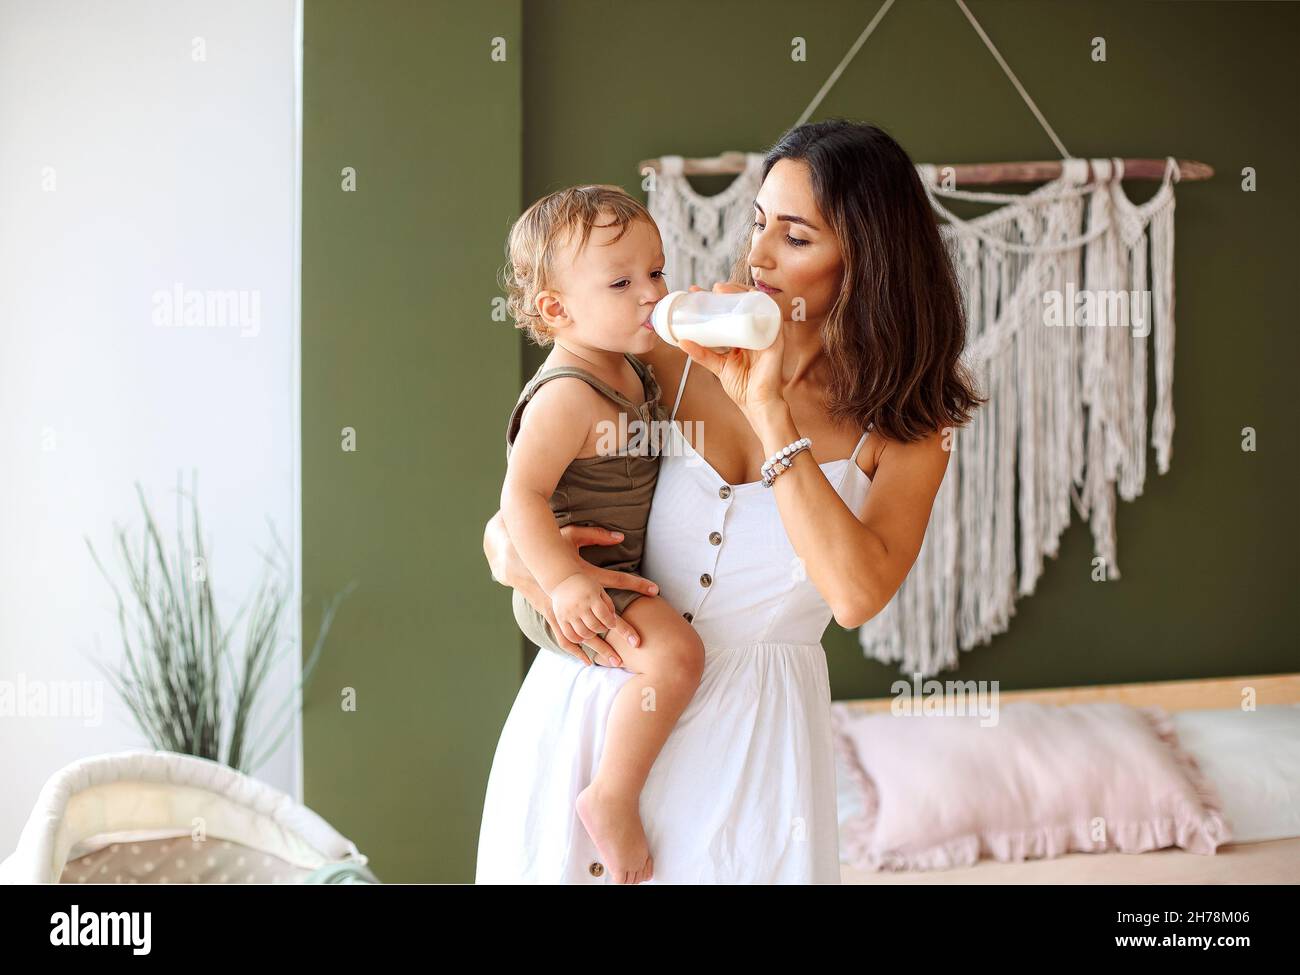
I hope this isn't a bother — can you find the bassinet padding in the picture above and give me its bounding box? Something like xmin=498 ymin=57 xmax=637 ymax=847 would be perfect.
xmin=0 ymin=749 xmax=372 ymax=884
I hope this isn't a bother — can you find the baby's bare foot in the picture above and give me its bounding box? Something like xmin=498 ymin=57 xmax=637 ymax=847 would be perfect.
xmin=576 ymin=783 xmax=653 ymax=884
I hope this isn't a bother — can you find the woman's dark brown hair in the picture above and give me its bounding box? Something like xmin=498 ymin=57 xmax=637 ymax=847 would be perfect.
xmin=730 ymin=118 xmax=985 ymax=443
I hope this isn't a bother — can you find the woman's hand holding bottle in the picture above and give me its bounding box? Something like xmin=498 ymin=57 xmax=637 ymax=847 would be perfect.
xmin=678 ymin=282 xmax=788 ymax=422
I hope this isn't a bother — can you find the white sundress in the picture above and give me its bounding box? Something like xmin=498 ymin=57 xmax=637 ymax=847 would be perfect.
xmin=476 ymin=356 xmax=872 ymax=884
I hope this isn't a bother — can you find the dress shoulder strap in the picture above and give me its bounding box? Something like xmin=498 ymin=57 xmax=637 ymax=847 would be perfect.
xmin=850 ymin=424 xmax=872 ymax=464
xmin=670 ymin=356 xmax=692 ymax=421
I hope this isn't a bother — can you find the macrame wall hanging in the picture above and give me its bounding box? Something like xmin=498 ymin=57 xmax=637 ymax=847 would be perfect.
xmin=640 ymin=0 xmax=1213 ymax=677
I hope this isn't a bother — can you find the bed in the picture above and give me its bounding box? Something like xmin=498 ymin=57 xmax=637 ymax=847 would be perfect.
xmin=834 ymin=673 xmax=1300 ymax=884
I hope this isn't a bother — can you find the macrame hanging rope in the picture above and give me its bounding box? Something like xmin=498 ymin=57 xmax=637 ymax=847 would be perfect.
xmin=644 ymin=0 xmax=1199 ymax=676
xmin=793 ymin=0 xmax=896 ymax=128
xmin=951 ymin=0 xmax=1070 ymax=158
xmin=794 ymin=0 xmax=1070 ymax=159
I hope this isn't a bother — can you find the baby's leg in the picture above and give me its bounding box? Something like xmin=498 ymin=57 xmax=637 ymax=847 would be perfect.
xmin=575 ymin=595 xmax=705 ymax=884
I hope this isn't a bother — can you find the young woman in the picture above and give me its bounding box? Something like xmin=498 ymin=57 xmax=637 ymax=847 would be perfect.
xmin=477 ymin=119 xmax=985 ymax=884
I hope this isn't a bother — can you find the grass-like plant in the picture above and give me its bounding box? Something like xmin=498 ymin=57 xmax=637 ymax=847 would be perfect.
xmin=86 ymin=473 xmax=355 ymax=773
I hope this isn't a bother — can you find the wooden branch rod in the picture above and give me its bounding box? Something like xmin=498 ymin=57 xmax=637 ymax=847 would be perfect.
xmin=636 ymin=152 xmax=1214 ymax=183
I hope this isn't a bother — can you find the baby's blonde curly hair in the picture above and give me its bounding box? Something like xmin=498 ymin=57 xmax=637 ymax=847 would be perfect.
xmin=500 ymin=184 xmax=656 ymax=347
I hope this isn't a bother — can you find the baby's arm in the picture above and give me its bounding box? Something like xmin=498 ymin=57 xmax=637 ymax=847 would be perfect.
xmin=501 ymin=380 xmax=617 ymax=647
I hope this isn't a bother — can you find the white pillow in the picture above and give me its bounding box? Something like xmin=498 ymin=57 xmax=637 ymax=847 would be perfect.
xmin=1170 ymin=704 xmax=1300 ymax=843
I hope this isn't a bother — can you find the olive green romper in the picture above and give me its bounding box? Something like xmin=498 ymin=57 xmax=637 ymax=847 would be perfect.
xmin=506 ymin=352 xmax=667 ymax=662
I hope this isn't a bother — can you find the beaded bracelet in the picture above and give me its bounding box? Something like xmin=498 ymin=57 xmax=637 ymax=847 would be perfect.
xmin=761 ymin=436 xmax=812 ymax=487
xmin=763 ymin=461 xmax=792 ymax=487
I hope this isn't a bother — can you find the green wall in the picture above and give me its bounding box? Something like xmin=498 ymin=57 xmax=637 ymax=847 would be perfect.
xmin=302 ymin=0 xmax=522 ymax=883
xmin=305 ymin=0 xmax=1297 ymax=882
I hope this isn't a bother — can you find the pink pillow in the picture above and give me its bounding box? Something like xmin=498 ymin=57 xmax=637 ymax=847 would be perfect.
xmin=831 ymin=701 xmax=1231 ymax=871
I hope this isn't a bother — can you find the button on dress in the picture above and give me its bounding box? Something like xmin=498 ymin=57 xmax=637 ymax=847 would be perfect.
xmin=476 ymin=356 xmax=872 ymax=884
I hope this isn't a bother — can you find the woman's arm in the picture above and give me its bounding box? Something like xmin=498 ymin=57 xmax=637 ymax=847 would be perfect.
xmin=748 ymin=402 xmax=950 ymax=627
xmin=482 ymin=509 xmax=659 ymax=668
xmin=676 ymin=282 xmax=949 ymax=628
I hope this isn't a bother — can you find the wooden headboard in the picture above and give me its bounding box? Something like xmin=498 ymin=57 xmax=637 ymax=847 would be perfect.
xmin=835 ymin=672 xmax=1300 ymax=714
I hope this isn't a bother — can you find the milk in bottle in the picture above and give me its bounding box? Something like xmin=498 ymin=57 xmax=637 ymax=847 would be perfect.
xmin=650 ymin=290 xmax=781 ymax=351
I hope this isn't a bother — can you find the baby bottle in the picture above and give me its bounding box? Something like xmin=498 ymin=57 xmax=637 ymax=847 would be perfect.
xmin=651 ymin=289 xmax=781 ymax=351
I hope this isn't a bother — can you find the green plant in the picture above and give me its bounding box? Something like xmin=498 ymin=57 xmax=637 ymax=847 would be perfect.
xmin=86 ymin=472 xmax=355 ymax=773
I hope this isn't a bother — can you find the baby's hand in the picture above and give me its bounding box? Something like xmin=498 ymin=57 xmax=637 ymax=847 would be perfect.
xmin=550 ymin=572 xmax=619 ymax=645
